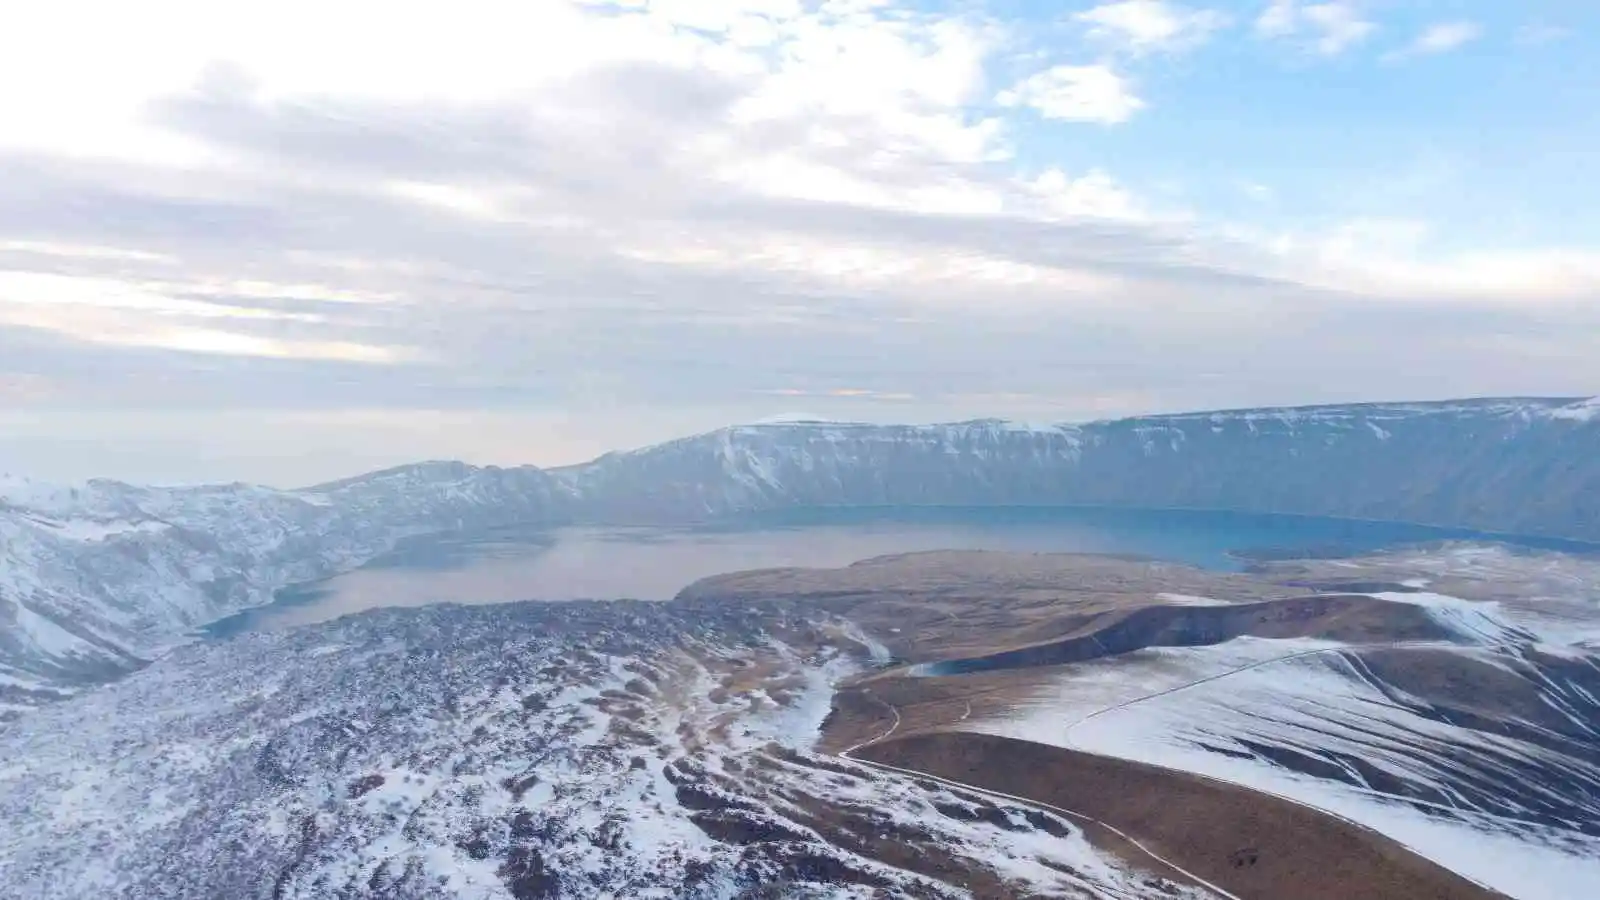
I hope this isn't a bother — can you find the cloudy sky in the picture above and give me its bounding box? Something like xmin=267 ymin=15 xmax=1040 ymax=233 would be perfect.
xmin=1 ymin=0 xmax=1596 ymax=485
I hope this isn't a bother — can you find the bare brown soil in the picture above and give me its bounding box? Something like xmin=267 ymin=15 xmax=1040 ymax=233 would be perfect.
xmin=858 ymin=732 xmax=1509 ymax=900
xmin=902 ymin=593 xmax=1450 ymax=678
xmin=683 ymin=551 xmax=1297 ymax=665
xmin=681 ymin=551 xmax=1452 ymax=673
xmin=683 ymin=550 xmax=1571 ymax=898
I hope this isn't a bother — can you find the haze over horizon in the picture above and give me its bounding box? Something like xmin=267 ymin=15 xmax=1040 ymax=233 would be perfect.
xmin=3 ymin=0 xmax=1597 ymax=484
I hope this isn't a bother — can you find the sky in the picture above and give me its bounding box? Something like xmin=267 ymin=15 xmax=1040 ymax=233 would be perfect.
xmin=1 ymin=0 xmax=1597 ymax=485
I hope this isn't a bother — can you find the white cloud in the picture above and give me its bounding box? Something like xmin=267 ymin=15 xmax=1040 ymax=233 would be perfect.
xmin=1515 ymin=22 xmax=1572 ymax=47
xmin=0 ymin=0 xmax=1597 ymax=483
xmin=0 ymin=271 xmax=315 ymax=322
xmin=1025 ymin=169 xmax=1150 ymax=222
xmin=1305 ymin=4 xmax=1375 ymax=55
xmin=1349 ymin=249 xmax=1600 ymax=302
xmin=1255 ymin=0 xmax=1298 ymax=37
xmin=384 ymin=182 xmax=511 ymax=221
xmin=0 ymin=270 xmax=411 ymax=362
xmin=1255 ymin=1 xmax=1375 ymax=56
xmin=1393 ymin=21 xmax=1483 ymax=59
xmin=0 ymin=241 xmax=177 ymax=265
xmin=130 ymin=329 xmax=411 ymax=363
xmin=1075 ymin=1 xmax=1230 ymax=55
xmin=1239 ymin=181 xmax=1274 ymax=203
xmin=617 ymin=227 xmax=1122 ymax=300
xmin=997 ymin=65 xmax=1145 ymax=124
xmin=1241 ymin=218 xmax=1600 ymax=302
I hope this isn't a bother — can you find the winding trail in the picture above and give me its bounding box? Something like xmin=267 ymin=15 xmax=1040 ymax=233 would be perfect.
xmin=1043 ymin=640 xmax=1515 ymax=897
xmin=1060 ymin=641 xmax=1551 ymax=833
xmin=1037 ymin=639 xmax=1509 ymax=894
xmin=836 ymin=636 xmax=1518 ymax=899
xmin=839 ymin=688 xmax=901 ymax=757
xmin=838 ymin=687 xmax=1244 ymax=900
xmin=1059 ymin=641 xmax=1416 ymax=741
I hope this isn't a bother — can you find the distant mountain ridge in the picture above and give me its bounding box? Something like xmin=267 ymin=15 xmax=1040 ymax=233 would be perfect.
xmin=3 ymin=395 xmax=1599 ymax=717
xmin=551 ymin=396 xmax=1600 ymax=537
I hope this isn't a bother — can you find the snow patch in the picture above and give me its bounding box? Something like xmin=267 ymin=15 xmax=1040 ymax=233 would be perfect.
xmin=23 ymin=515 xmax=171 ymax=542
xmin=7 ymin=603 xmax=94 ymax=661
xmin=836 ymin=620 xmax=893 ymax=666
xmin=1544 ymin=397 xmax=1600 ymax=422
xmin=1155 ymin=592 xmax=1231 ymax=607
xmin=0 ymin=474 xmax=91 ymax=514
xmin=975 ymin=629 xmax=1600 ymax=900
xmin=1059 ymin=653 xmax=1600 ymax=900
xmin=992 ymin=419 xmax=1076 ymax=435
xmin=1373 ymin=591 xmax=1532 ymax=646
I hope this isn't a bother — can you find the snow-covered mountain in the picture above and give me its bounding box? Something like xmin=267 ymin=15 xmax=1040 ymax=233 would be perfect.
xmin=1 ymin=465 xmax=567 ymax=718
xmin=6 ymin=544 xmax=1584 ymax=898
xmin=556 ymin=397 xmax=1600 ymax=539
xmin=4 ymin=395 xmax=1600 ymax=718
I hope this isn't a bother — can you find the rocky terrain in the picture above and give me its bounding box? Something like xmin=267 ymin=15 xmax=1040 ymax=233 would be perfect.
xmin=0 ymin=464 xmax=564 ymax=718
xmin=4 ymin=397 xmax=1600 ymax=897
xmin=685 ymin=547 xmax=1600 ymax=900
xmin=6 ymin=396 xmax=1600 ymax=717
xmin=4 ymin=545 xmax=1595 ymax=897
xmin=0 ymin=597 xmax=1220 ymax=900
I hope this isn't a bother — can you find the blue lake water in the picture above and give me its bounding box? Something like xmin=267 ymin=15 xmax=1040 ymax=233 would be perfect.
xmin=204 ymin=506 xmax=1591 ymax=636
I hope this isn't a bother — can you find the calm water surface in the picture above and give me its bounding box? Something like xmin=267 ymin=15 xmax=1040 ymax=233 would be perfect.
xmin=205 ymin=506 xmax=1583 ymax=636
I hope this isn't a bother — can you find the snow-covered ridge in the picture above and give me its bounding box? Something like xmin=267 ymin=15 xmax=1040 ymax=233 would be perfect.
xmin=0 ymin=473 xmax=87 ymax=514
xmin=1 ymin=465 xmax=567 ymax=719
xmin=1546 ymin=396 xmax=1600 ymax=423
xmin=1124 ymin=396 xmax=1590 ymax=424
xmin=559 ymin=396 xmax=1600 ymax=539
xmin=731 ymin=396 xmax=1597 ymax=434
xmin=597 ymin=416 xmax=1085 ymax=456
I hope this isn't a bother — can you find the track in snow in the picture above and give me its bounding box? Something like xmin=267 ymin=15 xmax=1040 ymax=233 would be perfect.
xmin=838 ymin=689 xmax=1242 ymax=900
xmin=1052 ymin=641 xmax=1513 ymax=896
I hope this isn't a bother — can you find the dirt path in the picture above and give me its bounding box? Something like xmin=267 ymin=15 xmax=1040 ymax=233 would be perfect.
xmin=839 ymin=688 xmax=1245 ymax=900
xmin=830 ymin=640 xmax=1510 ymax=900
xmin=856 ymin=731 xmax=1507 ymax=900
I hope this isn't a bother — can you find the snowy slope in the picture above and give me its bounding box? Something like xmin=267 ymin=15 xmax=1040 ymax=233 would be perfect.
xmin=971 ymin=584 xmax=1600 ymax=900
xmin=0 ymin=600 xmax=1217 ymax=900
xmin=1 ymin=464 xmax=568 ymax=719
